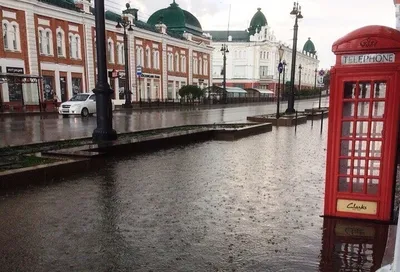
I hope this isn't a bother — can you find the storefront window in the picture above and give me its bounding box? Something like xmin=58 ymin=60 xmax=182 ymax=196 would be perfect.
xmin=167 ymin=82 xmax=173 ymax=99
xmin=8 ymin=81 xmax=23 ymax=102
xmin=71 ymin=77 xmax=81 ymax=95
xmin=119 ymin=78 xmax=125 ymax=100
xmin=43 ymin=76 xmax=54 ymax=101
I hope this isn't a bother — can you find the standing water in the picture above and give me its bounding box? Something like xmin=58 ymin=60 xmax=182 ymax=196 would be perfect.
xmin=0 ymin=120 xmax=389 ymax=271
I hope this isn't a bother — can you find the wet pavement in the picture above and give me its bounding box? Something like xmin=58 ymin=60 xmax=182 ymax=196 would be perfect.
xmin=0 ymin=119 xmax=388 ymax=271
xmin=0 ymin=98 xmax=328 ymax=147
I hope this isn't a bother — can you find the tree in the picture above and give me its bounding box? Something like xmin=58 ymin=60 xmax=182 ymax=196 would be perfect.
xmin=178 ymin=85 xmax=204 ymax=101
xmin=323 ymin=70 xmax=330 ymax=89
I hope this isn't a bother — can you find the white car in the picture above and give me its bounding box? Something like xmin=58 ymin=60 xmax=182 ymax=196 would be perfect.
xmin=59 ymin=93 xmax=96 ymax=117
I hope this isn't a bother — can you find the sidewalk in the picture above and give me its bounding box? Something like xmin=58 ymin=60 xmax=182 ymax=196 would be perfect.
xmin=0 ymin=101 xmax=278 ymax=116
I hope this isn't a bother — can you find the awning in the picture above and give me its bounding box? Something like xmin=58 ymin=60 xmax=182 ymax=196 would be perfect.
xmin=218 ymin=86 xmax=248 ymax=94
xmin=250 ymin=88 xmax=275 ymax=95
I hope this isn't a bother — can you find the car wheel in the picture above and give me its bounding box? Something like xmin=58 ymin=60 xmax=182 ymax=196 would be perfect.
xmin=81 ymin=108 xmax=89 ymax=117
xmin=62 ymin=114 xmax=69 ymax=118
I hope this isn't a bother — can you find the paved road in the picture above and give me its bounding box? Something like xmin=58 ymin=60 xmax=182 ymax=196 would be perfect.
xmin=0 ymin=98 xmax=328 ymax=147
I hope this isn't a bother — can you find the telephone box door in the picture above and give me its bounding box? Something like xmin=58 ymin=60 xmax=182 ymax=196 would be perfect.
xmin=325 ymin=74 xmax=398 ymax=221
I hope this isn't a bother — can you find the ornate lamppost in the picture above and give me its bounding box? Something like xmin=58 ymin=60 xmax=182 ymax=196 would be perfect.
xmin=298 ymin=64 xmax=302 ymax=93
xmin=282 ymin=60 xmax=287 ymax=100
xmin=221 ymin=44 xmax=229 ymax=104
xmin=276 ymin=45 xmax=284 ymax=119
xmin=116 ymin=9 xmax=134 ymax=108
xmin=286 ymin=2 xmax=303 ymax=114
xmin=92 ymin=0 xmax=117 ymax=141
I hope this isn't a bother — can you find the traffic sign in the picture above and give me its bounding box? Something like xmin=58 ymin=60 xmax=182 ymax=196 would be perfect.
xmin=136 ymin=66 xmax=142 ymax=76
xmin=319 ymin=69 xmax=325 ymax=76
xmin=278 ymin=62 xmax=283 ymax=73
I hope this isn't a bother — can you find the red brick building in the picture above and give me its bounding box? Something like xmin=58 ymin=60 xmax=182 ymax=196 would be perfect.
xmin=0 ymin=0 xmax=213 ymax=111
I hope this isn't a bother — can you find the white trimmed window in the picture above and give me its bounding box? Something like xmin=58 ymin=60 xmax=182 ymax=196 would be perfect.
xmin=153 ymin=50 xmax=159 ymax=69
xmin=3 ymin=20 xmax=20 ymax=51
xmin=107 ymin=38 xmax=114 ymax=63
xmin=117 ymin=43 xmax=124 ymax=64
xmin=199 ymin=58 xmax=203 ymax=75
xmin=93 ymin=38 xmax=97 ymax=62
xmin=168 ymin=53 xmax=174 ymax=71
xmin=38 ymin=27 xmax=53 ymax=55
xmin=181 ymin=56 xmax=186 ymax=73
xmin=145 ymin=47 xmax=151 ymax=68
xmin=204 ymin=59 xmax=208 ymax=75
xmin=136 ymin=46 xmax=144 ymax=66
xmin=56 ymin=28 xmax=65 ymax=57
xmin=69 ymin=33 xmax=81 ymax=59
xmin=193 ymin=58 xmax=198 ymax=74
xmin=175 ymin=53 xmax=179 ymax=72
xmin=3 ymin=22 xmax=9 ymax=50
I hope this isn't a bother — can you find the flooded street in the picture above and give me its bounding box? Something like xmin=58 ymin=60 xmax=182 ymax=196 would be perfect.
xmin=0 ymin=99 xmax=327 ymax=147
xmin=0 ymin=119 xmax=388 ymax=271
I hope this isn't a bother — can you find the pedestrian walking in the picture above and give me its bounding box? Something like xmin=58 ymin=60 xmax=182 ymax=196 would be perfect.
xmin=53 ymin=93 xmax=59 ymax=111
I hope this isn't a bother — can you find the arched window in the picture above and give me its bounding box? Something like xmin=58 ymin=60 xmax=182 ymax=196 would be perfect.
xmin=175 ymin=53 xmax=179 ymax=72
xmin=12 ymin=25 xmax=17 ymax=50
xmin=118 ymin=44 xmax=124 ymax=64
xmin=199 ymin=58 xmax=202 ymax=75
xmin=93 ymin=38 xmax=97 ymax=62
xmin=153 ymin=50 xmax=159 ymax=69
xmin=168 ymin=53 xmax=173 ymax=71
xmin=69 ymin=34 xmax=73 ymax=57
xmin=38 ymin=29 xmax=44 ymax=54
xmin=3 ymin=23 xmax=8 ymax=50
xmin=136 ymin=47 xmax=141 ymax=66
xmin=146 ymin=47 xmax=151 ymax=68
xmin=181 ymin=56 xmax=186 ymax=73
xmin=107 ymin=39 xmax=114 ymax=63
xmin=57 ymin=31 xmax=64 ymax=57
xmin=193 ymin=58 xmax=198 ymax=74
xmin=45 ymin=31 xmax=51 ymax=55
xmin=75 ymin=36 xmax=80 ymax=59
xmin=204 ymin=60 xmax=208 ymax=75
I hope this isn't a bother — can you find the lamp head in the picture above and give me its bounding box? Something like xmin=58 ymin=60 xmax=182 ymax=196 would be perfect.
xmin=299 ymin=64 xmax=302 ymax=70
xmin=278 ymin=45 xmax=284 ymax=61
xmin=116 ymin=21 xmax=122 ymax=28
xmin=128 ymin=23 xmax=134 ymax=32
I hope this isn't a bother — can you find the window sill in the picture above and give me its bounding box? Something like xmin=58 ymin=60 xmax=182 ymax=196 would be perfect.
xmin=4 ymin=49 xmax=21 ymax=53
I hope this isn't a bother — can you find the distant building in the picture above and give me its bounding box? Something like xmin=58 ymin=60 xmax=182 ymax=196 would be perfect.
xmin=0 ymin=0 xmax=212 ymax=111
xmin=205 ymin=8 xmax=319 ymax=94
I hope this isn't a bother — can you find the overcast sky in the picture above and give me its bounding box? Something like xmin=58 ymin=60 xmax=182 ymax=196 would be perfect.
xmin=109 ymin=0 xmax=396 ymax=68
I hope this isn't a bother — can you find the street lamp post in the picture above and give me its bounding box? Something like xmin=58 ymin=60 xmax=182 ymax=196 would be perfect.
xmin=116 ymin=14 xmax=134 ymax=108
xmin=286 ymin=2 xmax=303 ymax=114
xmin=282 ymin=60 xmax=287 ymax=100
xmin=298 ymin=64 xmax=302 ymax=93
xmin=276 ymin=45 xmax=284 ymax=119
xmin=92 ymin=0 xmax=117 ymax=141
xmin=221 ymin=44 xmax=229 ymax=104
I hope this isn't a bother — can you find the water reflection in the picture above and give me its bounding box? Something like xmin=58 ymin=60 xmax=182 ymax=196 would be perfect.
xmin=319 ymin=217 xmax=388 ymax=272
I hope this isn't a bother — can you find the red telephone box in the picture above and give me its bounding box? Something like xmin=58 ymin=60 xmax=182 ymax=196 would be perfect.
xmin=324 ymin=25 xmax=400 ymax=221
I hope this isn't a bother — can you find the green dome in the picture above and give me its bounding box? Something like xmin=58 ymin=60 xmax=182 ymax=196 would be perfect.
xmin=147 ymin=1 xmax=202 ymax=35
xmin=303 ymin=38 xmax=316 ymax=54
xmin=248 ymin=8 xmax=267 ymax=35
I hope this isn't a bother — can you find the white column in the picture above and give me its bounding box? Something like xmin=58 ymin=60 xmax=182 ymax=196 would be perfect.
xmin=188 ymin=48 xmax=193 ymax=84
xmin=129 ymin=34 xmax=136 ymax=101
xmin=143 ymin=77 xmax=148 ymax=99
xmin=83 ymin=20 xmax=95 ymax=90
xmin=55 ymin=69 xmax=61 ymax=98
xmin=150 ymin=78 xmax=154 ymax=99
xmin=172 ymin=80 xmax=176 ymax=99
xmin=162 ymin=42 xmax=168 ymax=99
xmin=67 ymin=72 xmax=73 ymax=98
xmin=396 ymin=4 xmax=400 ymax=30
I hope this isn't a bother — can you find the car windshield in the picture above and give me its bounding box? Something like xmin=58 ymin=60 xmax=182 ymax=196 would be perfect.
xmin=69 ymin=94 xmax=89 ymax=101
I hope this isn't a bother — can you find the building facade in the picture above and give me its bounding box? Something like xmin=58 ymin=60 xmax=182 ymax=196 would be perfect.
xmin=205 ymin=8 xmax=319 ymax=94
xmin=0 ymin=0 xmax=212 ymax=111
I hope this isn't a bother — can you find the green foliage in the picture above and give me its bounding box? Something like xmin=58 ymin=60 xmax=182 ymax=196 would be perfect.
xmin=178 ymin=85 xmax=204 ymax=99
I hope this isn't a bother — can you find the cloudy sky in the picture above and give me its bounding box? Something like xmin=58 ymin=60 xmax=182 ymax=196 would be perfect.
xmin=108 ymin=0 xmax=395 ymax=68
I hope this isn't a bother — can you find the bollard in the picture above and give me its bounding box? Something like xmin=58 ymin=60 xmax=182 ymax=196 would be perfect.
xmin=311 ymin=108 xmax=314 ymax=128
xmin=295 ymin=110 xmax=298 ymax=133
xmin=320 ymin=110 xmax=324 ymax=134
